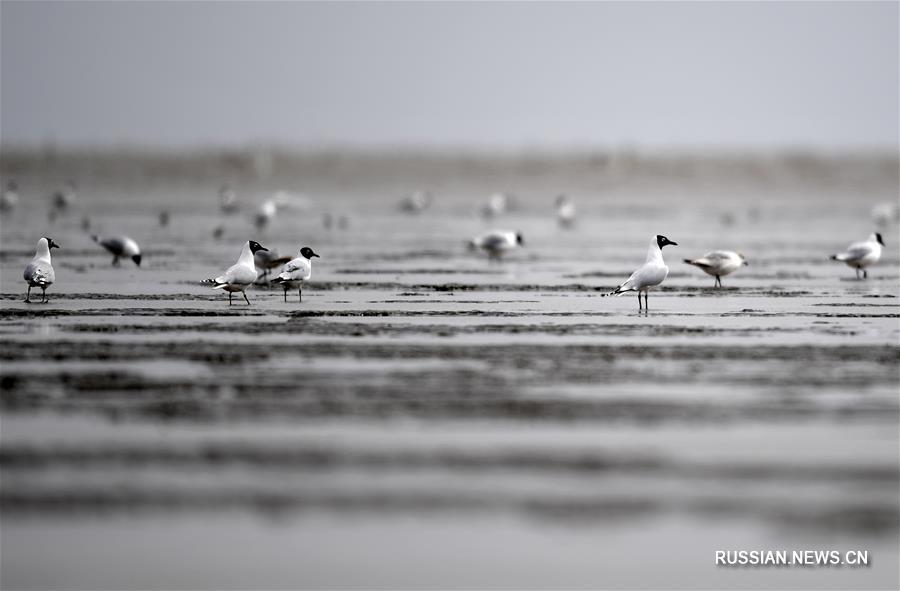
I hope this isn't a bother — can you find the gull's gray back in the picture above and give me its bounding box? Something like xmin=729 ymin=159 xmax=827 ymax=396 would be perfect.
xmin=843 ymin=242 xmax=874 ymax=262
xmin=705 ymin=251 xmax=734 ymax=263
xmin=282 ymin=257 xmax=312 ymax=282
xmin=480 ymin=233 xmax=507 ymax=250
xmin=218 ymin=262 xmax=256 ymax=286
xmin=24 ymin=260 xmax=55 ymax=286
xmin=100 ymin=237 xmax=126 ymax=255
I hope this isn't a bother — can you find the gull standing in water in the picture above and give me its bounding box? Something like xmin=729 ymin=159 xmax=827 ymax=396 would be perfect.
xmin=51 ymin=180 xmax=77 ymax=212
xmin=23 ymin=237 xmax=60 ymax=303
xmin=605 ymin=235 xmax=677 ymax=311
xmin=254 ymin=248 xmax=293 ymax=281
xmin=830 ymin=233 xmax=884 ymax=279
xmin=1 ymin=180 xmax=19 ymax=213
xmin=871 ymin=202 xmax=900 ymax=228
xmin=469 ymin=230 xmax=524 ymax=261
xmin=92 ymin=235 xmax=143 ymax=267
xmin=400 ymin=191 xmax=433 ymax=214
xmin=683 ymin=250 xmax=747 ymax=287
xmin=256 ymin=190 xmax=314 ymax=230
xmin=481 ymin=192 xmax=513 ymax=218
xmin=209 ymin=240 xmax=268 ymax=305
xmin=255 ymin=199 xmax=277 ymax=231
xmin=272 ymin=246 xmax=320 ymax=303
xmin=219 ymin=185 xmax=239 ymax=214
xmin=556 ymin=194 xmax=576 ymax=228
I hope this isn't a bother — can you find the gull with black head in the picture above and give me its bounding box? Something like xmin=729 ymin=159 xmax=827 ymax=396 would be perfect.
xmin=469 ymin=230 xmax=524 ymax=261
xmin=92 ymin=235 xmax=143 ymax=267
xmin=23 ymin=236 xmax=60 ymax=303
xmin=272 ymin=247 xmax=320 ymax=303
xmin=830 ymin=233 xmax=884 ymax=279
xmin=208 ymin=240 xmax=269 ymax=305
xmin=604 ymin=235 xmax=677 ymax=311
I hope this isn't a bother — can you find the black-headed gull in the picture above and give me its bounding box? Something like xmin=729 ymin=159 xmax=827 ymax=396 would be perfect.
xmin=830 ymin=233 xmax=884 ymax=279
xmin=605 ymin=235 xmax=677 ymax=310
xmin=469 ymin=230 xmax=524 ymax=260
xmin=556 ymin=194 xmax=576 ymax=228
xmin=683 ymin=250 xmax=747 ymax=287
xmin=272 ymin=246 xmax=320 ymax=302
xmin=254 ymin=248 xmax=292 ymax=281
xmin=92 ymin=235 xmax=142 ymax=267
xmin=209 ymin=240 xmax=269 ymax=305
xmin=23 ymin=237 xmax=60 ymax=303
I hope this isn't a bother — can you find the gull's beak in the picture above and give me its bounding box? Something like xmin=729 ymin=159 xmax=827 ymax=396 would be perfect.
xmin=49 ymin=240 xmax=60 ymax=249
xmin=669 ymin=240 xmax=678 ymax=246
xmin=312 ymin=253 xmax=320 ymax=258
xmin=743 ymin=260 xmax=749 ymax=266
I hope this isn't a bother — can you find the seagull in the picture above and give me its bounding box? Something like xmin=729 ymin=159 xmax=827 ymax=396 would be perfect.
xmin=481 ymin=192 xmax=513 ymax=218
xmin=219 ymin=185 xmax=239 ymax=214
xmin=683 ymin=250 xmax=748 ymax=287
xmin=23 ymin=236 xmax=60 ymax=303
xmin=51 ymin=180 xmax=77 ymax=211
xmin=254 ymin=248 xmax=293 ymax=281
xmin=1 ymin=180 xmax=19 ymax=213
xmin=604 ymin=235 xmax=677 ymax=310
xmin=830 ymin=233 xmax=884 ymax=279
xmin=209 ymin=240 xmax=268 ymax=305
xmin=92 ymin=235 xmax=142 ymax=267
xmin=468 ymin=230 xmax=524 ymax=260
xmin=556 ymin=194 xmax=576 ymax=228
xmin=271 ymin=190 xmax=315 ymax=211
xmin=271 ymin=246 xmax=320 ymax=302
xmin=871 ymin=202 xmax=900 ymax=228
xmin=255 ymin=199 xmax=277 ymax=231
xmin=400 ymin=191 xmax=433 ymax=214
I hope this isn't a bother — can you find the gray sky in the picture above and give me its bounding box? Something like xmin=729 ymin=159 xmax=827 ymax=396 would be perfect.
xmin=1 ymin=1 xmax=897 ymax=150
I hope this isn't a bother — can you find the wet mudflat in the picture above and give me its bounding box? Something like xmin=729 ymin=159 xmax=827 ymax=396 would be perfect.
xmin=0 ymin=152 xmax=898 ymax=589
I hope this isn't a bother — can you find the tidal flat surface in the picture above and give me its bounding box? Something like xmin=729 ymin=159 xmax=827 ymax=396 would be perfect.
xmin=1 ymin=152 xmax=898 ymax=589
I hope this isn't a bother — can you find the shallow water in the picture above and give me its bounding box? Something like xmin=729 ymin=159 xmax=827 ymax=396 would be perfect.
xmin=1 ymin=152 xmax=898 ymax=589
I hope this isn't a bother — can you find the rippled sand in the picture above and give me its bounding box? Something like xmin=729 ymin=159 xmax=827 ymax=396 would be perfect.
xmin=1 ymin=151 xmax=898 ymax=589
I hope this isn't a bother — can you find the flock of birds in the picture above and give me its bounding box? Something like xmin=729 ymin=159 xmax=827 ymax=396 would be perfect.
xmin=8 ymin=180 xmax=893 ymax=309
